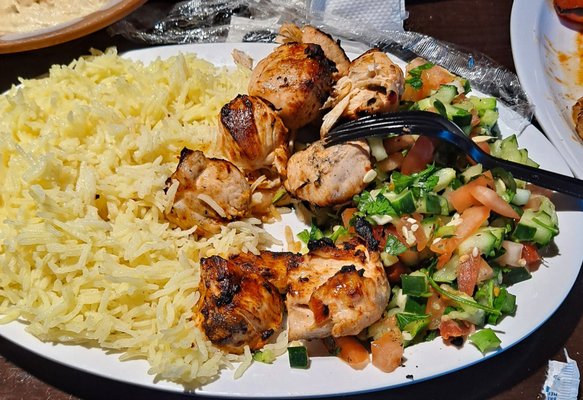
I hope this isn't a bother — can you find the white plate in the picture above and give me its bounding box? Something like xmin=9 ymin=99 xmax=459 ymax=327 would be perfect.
xmin=1 ymin=42 xmax=582 ymax=398
xmin=0 ymin=0 xmax=145 ymax=54
xmin=511 ymin=0 xmax=583 ymax=178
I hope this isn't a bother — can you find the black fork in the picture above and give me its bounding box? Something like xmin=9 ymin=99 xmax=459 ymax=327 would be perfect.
xmin=323 ymin=110 xmax=583 ymax=199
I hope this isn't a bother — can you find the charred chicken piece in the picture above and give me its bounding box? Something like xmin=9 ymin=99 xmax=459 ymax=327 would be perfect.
xmin=164 ymin=148 xmax=251 ymax=236
xmin=287 ymin=239 xmax=390 ymax=340
xmin=277 ymin=23 xmax=350 ymax=80
xmin=198 ymin=251 xmax=299 ymax=354
xmin=248 ymin=42 xmax=336 ymax=131
xmin=284 ymin=139 xmax=372 ymax=207
xmin=321 ymin=49 xmax=405 ymax=136
xmin=218 ymin=94 xmax=290 ymax=178
xmin=227 ymin=250 xmax=300 ymax=294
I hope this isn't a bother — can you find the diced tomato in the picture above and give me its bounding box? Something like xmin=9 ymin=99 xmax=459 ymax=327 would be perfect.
xmin=522 ymin=243 xmax=542 ymax=269
xmin=469 ymin=185 xmax=520 ymax=219
xmin=371 ymin=330 xmax=404 ymax=373
xmin=383 ymin=135 xmax=415 ymax=154
xmin=426 ymin=291 xmax=447 ymax=330
xmin=372 ymin=224 xmax=406 ymax=252
xmin=476 ymin=141 xmax=491 ymax=154
xmin=447 ymin=184 xmax=482 ymax=213
xmin=439 ymin=319 xmax=474 ymax=341
xmin=447 ymin=174 xmax=493 ymax=212
xmin=332 ymin=336 xmax=370 ymax=370
xmin=430 ymin=206 xmax=490 ymax=267
xmin=385 ymin=261 xmax=410 ymax=284
xmin=377 ymin=152 xmax=404 ymax=172
xmin=413 ymin=222 xmax=429 ymax=251
xmin=402 ymin=58 xmax=456 ymax=102
xmin=400 ymin=136 xmax=436 ymax=175
xmin=456 ymin=253 xmax=482 ymax=296
xmin=467 ymin=140 xmax=491 ymax=165
xmin=341 ymin=207 xmax=357 ymax=232
xmin=399 ymin=249 xmax=421 ymax=266
xmin=476 ymin=257 xmax=494 ymax=283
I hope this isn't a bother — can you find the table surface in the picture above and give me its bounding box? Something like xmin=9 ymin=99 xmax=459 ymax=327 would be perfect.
xmin=1 ymin=1 xmax=582 ymax=399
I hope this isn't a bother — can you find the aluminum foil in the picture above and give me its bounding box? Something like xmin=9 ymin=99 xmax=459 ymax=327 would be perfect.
xmin=109 ymin=0 xmax=533 ymax=131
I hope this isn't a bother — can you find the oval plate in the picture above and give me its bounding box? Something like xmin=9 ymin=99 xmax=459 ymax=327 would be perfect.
xmin=0 ymin=42 xmax=582 ymax=398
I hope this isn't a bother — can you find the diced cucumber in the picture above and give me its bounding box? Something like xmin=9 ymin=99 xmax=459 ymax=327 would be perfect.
xmin=402 ymin=274 xmax=429 ymax=297
xmin=433 ymin=254 xmax=459 ymax=283
xmin=433 ymin=85 xmax=458 ymax=104
xmin=470 ymin=97 xmax=497 ymax=112
xmin=503 ymin=267 xmax=532 ymax=285
xmin=444 ymin=103 xmax=473 ymax=127
xmin=479 ymin=109 xmax=499 ymax=128
xmin=421 ymin=216 xmax=438 ymax=240
xmin=432 ymin=167 xmax=457 ymax=192
xmin=512 ymin=195 xmax=558 ymax=246
xmin=404 ymin=296 xmax=427 ymax=315
xmin=512 ymin=210 xmax=558 ymax=246
xmin=460 ymin=164 xmax=483 ymax=184
xmin=417 ymin=85 xmax=459 ymax=111
xmin=435 ymin=224 xmax=456 ymax=238
xmin=288 ymin=346 xmax=309 ymax=369
xmin=385 ymin=190 xmax=416 ymax=215
xmin=490 ymin=135 xmax=540 ymax=168
xmin=416 ymin=193 xmax=449 ymax=215
xmin=457 ymin=227 xmax=506 ymax=257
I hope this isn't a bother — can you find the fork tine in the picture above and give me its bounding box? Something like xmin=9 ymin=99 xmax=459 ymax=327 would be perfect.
xmin=322 ymin=110 xmax=583 ymax=199
xmin=324 ymin=120 xmax=441 ymax=147
xmin=328 ymin=113 xmax=414 ymax=134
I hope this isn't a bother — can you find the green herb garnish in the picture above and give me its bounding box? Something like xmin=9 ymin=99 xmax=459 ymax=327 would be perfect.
xmin=385 ymin=234 xmax=407 ymax=256
xmin=354 ymin=189 xmax=397 ymax=217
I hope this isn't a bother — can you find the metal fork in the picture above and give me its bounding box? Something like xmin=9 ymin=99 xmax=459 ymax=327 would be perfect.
xmin=323 ymin=110 xmax=583 ymax=199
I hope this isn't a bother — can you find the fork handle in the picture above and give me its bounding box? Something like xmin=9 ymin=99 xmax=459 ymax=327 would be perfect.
xmin=472 ymin=148 xmax=583 ymax=199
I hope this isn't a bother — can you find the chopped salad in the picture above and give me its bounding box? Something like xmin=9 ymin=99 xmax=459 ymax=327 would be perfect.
xmin=291 ymin=60 xmax=559 ymax=369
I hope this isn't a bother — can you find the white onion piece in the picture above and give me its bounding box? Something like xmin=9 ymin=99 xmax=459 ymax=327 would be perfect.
xmin=512 ymin=188 xmax=531 ymax=206
xmin=495 ymin=240 xmax=524 ymax=267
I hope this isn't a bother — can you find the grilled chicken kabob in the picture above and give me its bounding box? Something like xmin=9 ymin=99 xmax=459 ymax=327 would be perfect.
xmin=163 ymin=24 xmax=408 ymax=371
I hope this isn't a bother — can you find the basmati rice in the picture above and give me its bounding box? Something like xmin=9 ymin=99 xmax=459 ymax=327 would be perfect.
xmin=0 ymin=48 xmax=282 ymax=384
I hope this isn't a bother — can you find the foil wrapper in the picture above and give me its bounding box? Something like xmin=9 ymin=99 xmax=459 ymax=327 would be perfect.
xmin=109 ymin=0 xmax=533 ymax=131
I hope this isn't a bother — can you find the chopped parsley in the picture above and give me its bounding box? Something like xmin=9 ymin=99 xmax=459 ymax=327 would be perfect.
xmin=354 ymin=189 xmax=397 ymax=218
xmin=391 ymin=164 xmax=439 ymax=194
xmin=385 ymin=234 xmax=407 ymax=256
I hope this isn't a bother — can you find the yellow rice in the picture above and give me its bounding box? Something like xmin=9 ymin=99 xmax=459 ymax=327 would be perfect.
xmin=0 ymin=48 xmax=282 ymax=384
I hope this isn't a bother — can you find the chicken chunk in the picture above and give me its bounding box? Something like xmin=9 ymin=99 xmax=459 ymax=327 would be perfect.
xmin=277 ymin=23 xmax=350 ymax=80
xmin=218 ymin=94 xmax=290 ymax=178
xmin=287 ymin=239 xmax=390 ymax=340
xmin=164 ymin=148 xmax=251 ymax=236
xmin=321 ymin=49 xmax=405 ymax=136
xmin=198 ymin=251 xmax=299 ymax=354
xmin=284 ymin=139 xmax=372 ymax=207
xmin=227 ymin=250 xmax=300 ymax=294
xmin=248 ymin=42 xmax=336 ymax=131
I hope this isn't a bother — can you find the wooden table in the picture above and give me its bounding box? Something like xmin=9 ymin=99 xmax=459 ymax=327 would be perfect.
xmin=1 ymin=1 xmax=582 ymax=399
